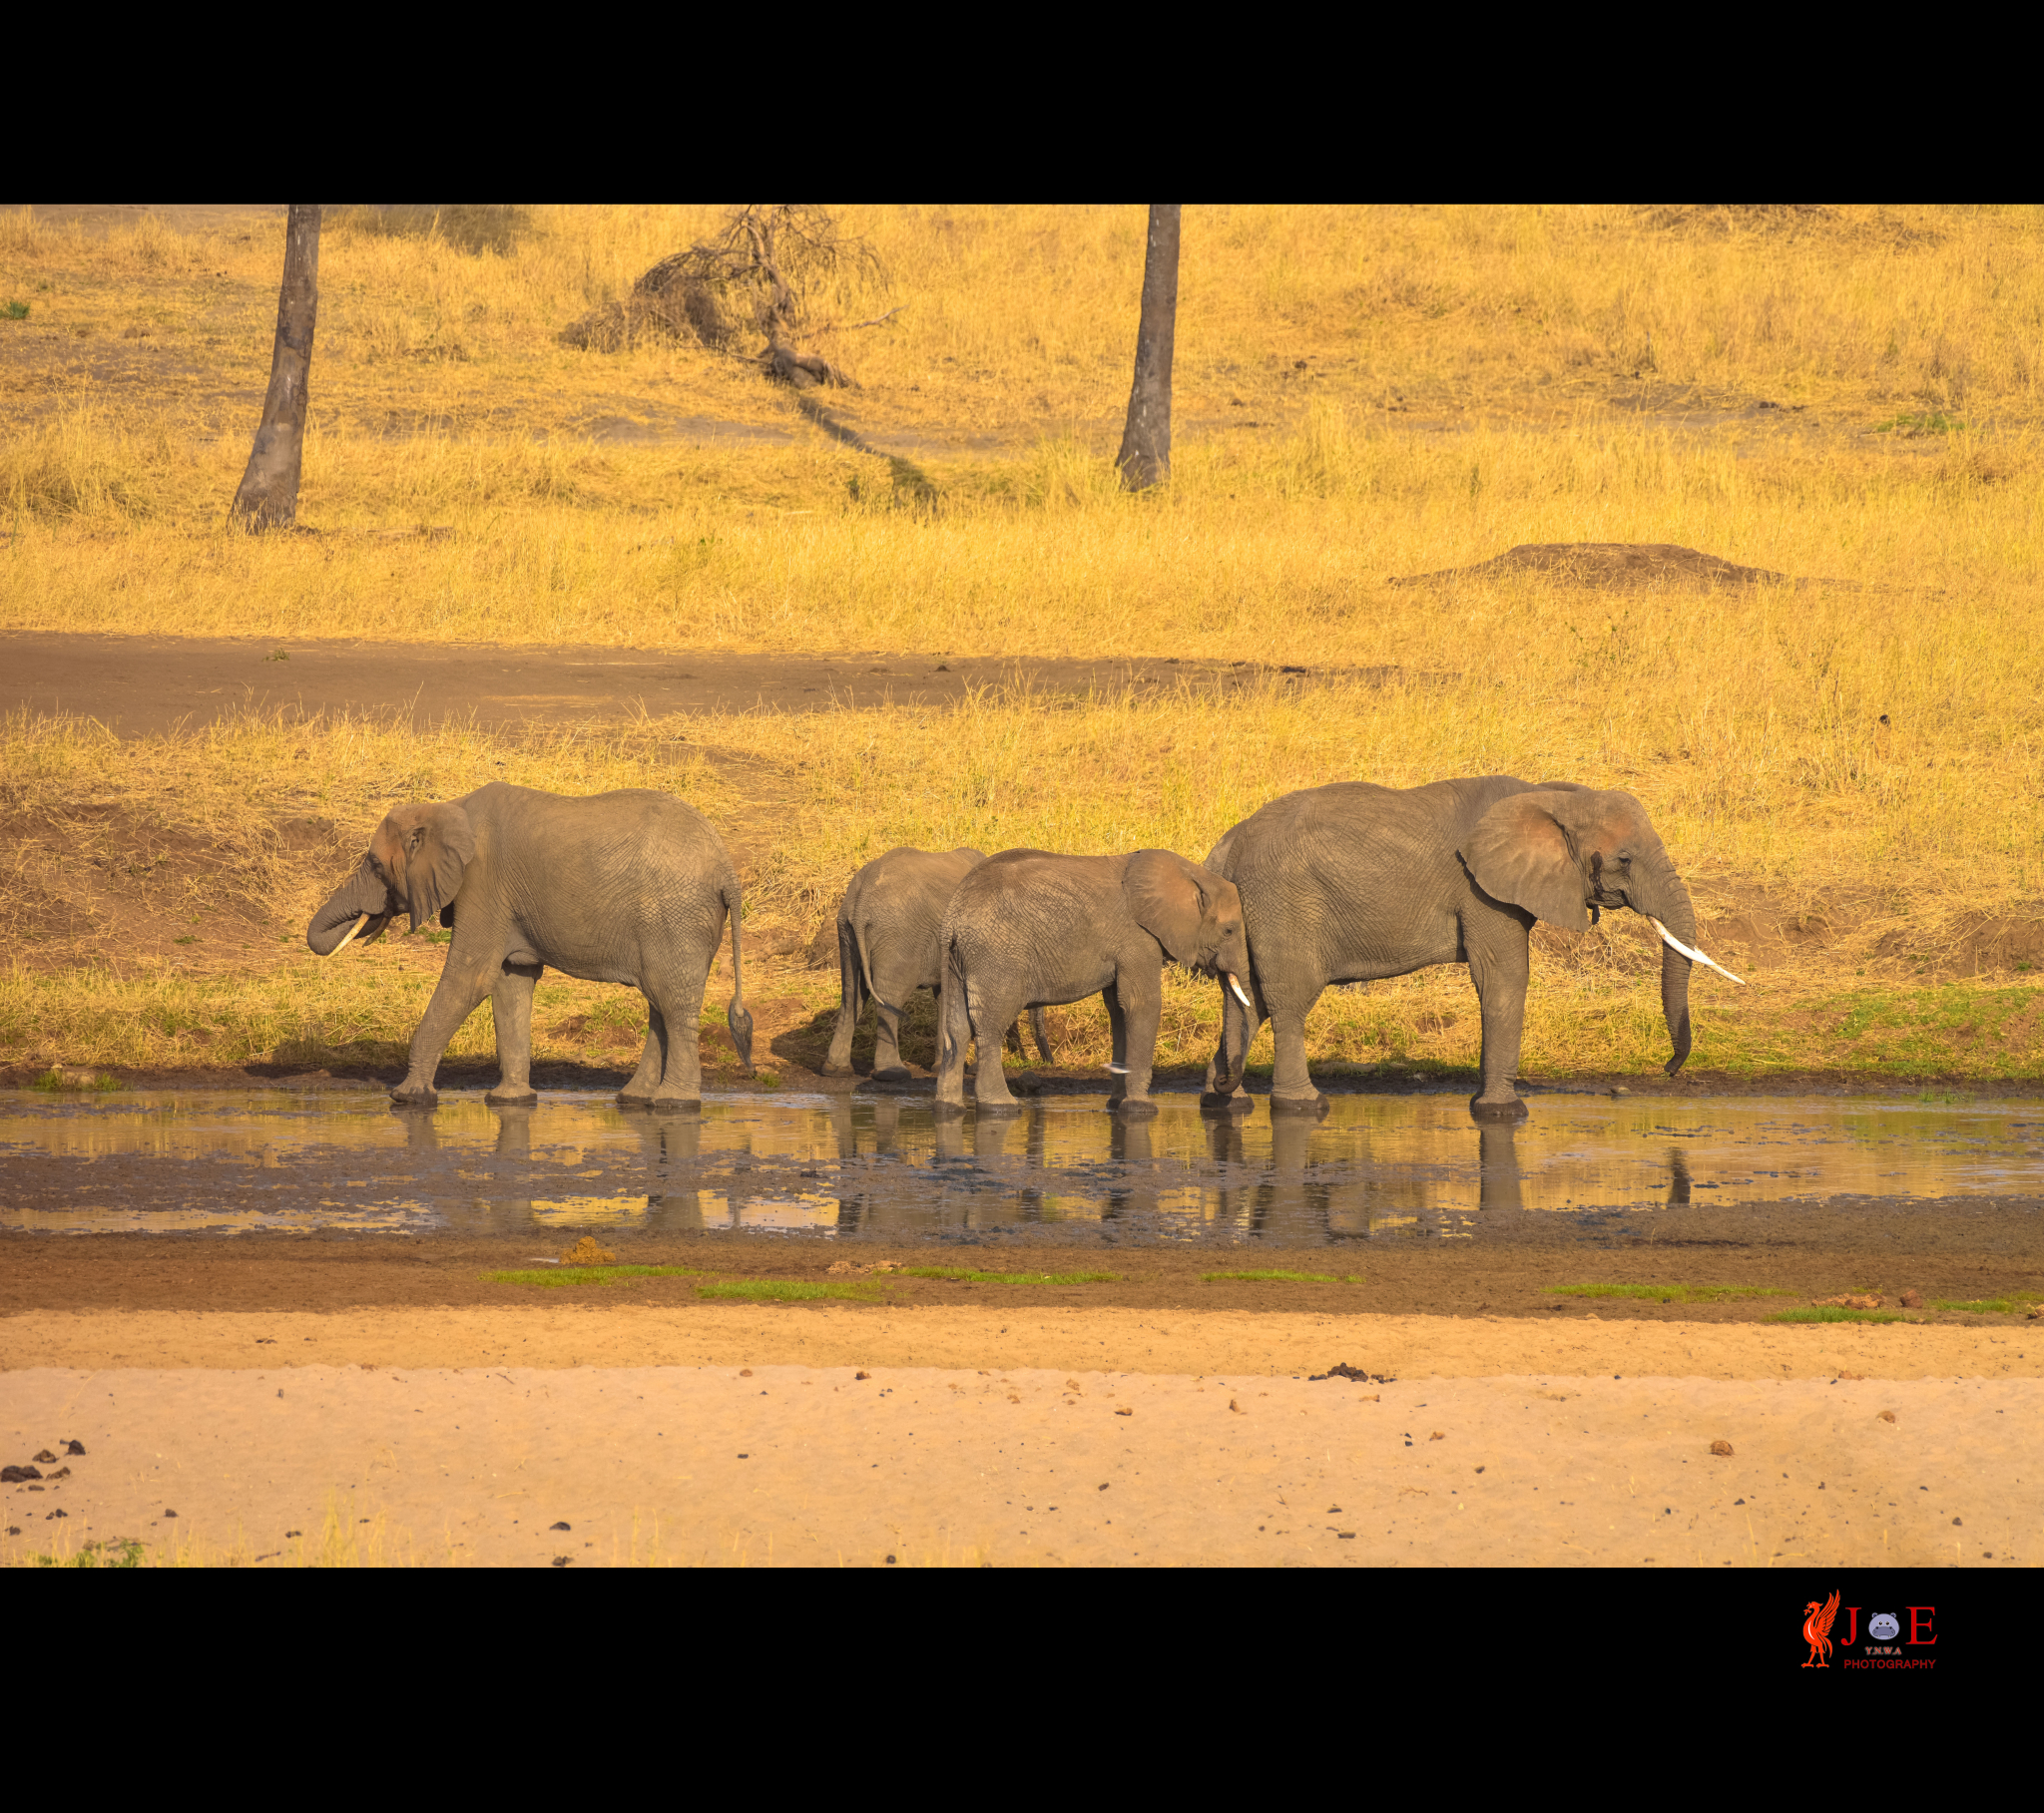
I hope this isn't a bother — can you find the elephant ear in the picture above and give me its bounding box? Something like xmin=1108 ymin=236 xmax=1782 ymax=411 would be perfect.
xmin=1125 ymin=849 xmax=1208 ymax=963
xmin=374 ymin=802 xmax=476 ymax=933
xmin=1461 ymin=791 xmax=1590 ymax=931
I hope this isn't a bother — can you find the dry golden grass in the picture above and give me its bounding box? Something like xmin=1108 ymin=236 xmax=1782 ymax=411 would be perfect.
xmin=5 ymin=203 xmax=2035 ymax=439
xmin=4 ymin=205 xmax=2044 ymax=1084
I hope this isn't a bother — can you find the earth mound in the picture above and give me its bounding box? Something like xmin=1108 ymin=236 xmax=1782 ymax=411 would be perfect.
xmin=1389 ymin=543 xmax=1801 ymax=591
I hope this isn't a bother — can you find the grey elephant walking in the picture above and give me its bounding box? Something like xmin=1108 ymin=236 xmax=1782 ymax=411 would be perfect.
xmin=935 ymin=849 xmax=1251 ymax=1116
xmin=1202 ymin=777 xmax=1737 ymax=1121
xmin=305 ymin=782 xmax=753 ymax=1109
xmin=823 ymin=846 xmax=1052 ymax=1080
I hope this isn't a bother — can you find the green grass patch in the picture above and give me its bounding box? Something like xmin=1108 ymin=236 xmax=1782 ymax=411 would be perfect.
xmin=898 ymin=1267 xmax=1120 ymax=1284
xmin=1201 ymin=1269 xmax=1348 ymax=1284
xmin=1929 ymin=1294 xmax=2044 ymax=1315
xmin=1551 ymin=1283 xmax=1797 ymax=1303
xmin=483 ymin=1264 xmax=703 ymax=1288
xmin=31 ymin=1067 xmax=118 ymax=1093
xmin=1768 ymin=1305 xmax=1913 ymax=1325
xmin=695 ymin=1279 xmax=879 ymax=1302
xmin=29 ymin=1538 xmax=145 ymax=1569
xmin=1873 ymin=410 xmax=1965 ymax=435
xmin=2 ymin=300 xmax=30 ymax=321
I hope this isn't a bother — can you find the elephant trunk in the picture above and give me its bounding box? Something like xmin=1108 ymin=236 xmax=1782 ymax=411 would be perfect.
xmin=1635 ymin=865 xmax=1698 ymax=1076
xmin=306 ymin=861 xmax=394 ymax=956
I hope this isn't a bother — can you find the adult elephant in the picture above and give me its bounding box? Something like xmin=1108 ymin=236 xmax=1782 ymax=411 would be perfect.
xmin=1201 ymin=777 xmax=1737 ymax=1122
xmin=935 ymin=849 xmax=1251 ymax=1116
xmin=823 ymin=846 xmax=1052 ymax=1080
xmin=305 ymin=782 xmax=753 ymax=1110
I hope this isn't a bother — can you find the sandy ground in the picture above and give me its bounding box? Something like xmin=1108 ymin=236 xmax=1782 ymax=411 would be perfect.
xmin=4 ymin=1308 xmax=2037 ymax=1567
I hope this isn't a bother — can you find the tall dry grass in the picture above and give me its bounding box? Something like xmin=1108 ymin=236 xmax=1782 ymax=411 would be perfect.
xmin=7 ymin=679 xmax=2044 ymax=1083
xmin=5 ymin=205 xmax=2044 ymax=1083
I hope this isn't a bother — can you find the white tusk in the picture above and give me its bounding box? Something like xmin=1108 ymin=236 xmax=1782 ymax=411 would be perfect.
xmin=1105 ymin=1064 xmax=1130 ymax=1076
xmin=1650 ymin=918 xmax=1746 ymax=987
xmin=1226 ymin=972 xmax=1255 ymax=1011
xmin=327 ymin=913 xmax=371 ymax=958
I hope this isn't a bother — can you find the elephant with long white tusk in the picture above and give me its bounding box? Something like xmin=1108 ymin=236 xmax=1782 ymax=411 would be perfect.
xmin=1201 ymin=776 xmax=1729 ymax=1122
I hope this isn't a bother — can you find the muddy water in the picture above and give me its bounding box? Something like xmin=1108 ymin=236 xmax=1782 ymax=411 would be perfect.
xmin=4 ymin=1087 xmax=2042 ymax=1248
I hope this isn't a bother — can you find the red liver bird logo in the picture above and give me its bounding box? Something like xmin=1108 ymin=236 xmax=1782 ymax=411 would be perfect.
xmin=1801 ymin=1590 xmax=1841 ymax=1667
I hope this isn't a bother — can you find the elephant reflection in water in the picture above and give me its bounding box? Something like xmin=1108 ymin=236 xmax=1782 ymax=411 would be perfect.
xmin=1196 ymin=1113 xmax=1526 ymax=1235
xmin=1201 ymin=1113 xmax=1348 ymax=1240
xmin=1666 ymin=1147 xmax=1693 ymax=1207
xmin=432 ymin=1104 xmax=708 ymax=1229
xmin=1476 ymin=1124 xmax=1523 ymax=1215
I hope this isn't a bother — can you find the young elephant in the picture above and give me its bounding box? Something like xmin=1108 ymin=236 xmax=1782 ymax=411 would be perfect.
xmin=823 ymin=846 xmax=1052 ymax=1080
xmin=934 ymin=849 xmax=1251 ymax=1116
xmin=305 ymin=782 xmax=753 ymax=1110
xmin=1202 ymin=776 xmax=1740 ymax=1122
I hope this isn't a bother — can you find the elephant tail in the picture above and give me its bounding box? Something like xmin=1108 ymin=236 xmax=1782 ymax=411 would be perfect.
xmin=937 ymin=927 xmax=970 ymax=1079
xmin=723 ymin=878 xmax=755 ymax=1070
xmin=845 ymin=913 xmax=875 ymax=1024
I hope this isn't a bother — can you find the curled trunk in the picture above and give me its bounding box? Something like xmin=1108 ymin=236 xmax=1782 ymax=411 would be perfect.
xmin=306 ymin=860 xmax=394 ymax=956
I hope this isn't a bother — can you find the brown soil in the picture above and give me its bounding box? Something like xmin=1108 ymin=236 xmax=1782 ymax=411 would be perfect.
xmin=1389 ymin=542 xmax=1811 ymax=591
xmin=5 ymin=1232 xmax=2038 ymax=1325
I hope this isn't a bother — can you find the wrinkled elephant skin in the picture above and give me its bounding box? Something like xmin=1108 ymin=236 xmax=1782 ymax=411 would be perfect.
xmin=824 ymin=846 xmax=1053 ymax=1080
xmin=306 ymin=782 xmax=751 ymax=1110
xmin=934 ymin=848 xmax=1249 ymax=1116
xmin=1202 ymin=776 xmax=1712 ymax=1121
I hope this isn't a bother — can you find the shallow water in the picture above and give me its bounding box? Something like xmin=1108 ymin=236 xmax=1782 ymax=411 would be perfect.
xmin=4 ymin=1086 xmax=2042 ymax=1246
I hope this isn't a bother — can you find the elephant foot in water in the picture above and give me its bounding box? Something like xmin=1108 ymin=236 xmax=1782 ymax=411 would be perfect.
xmin=1200 ymin=1090 xmax=1255 ymax=1116
xmin=1110 ymin=1096 xmax=1159 ymax=1118
xmin=869 ymin=1065 xmax=913 ymax=1084
xmin=1268 ymin=1092 xmax=1330 ymax=1120
xmin=485 ymin=1087 xmax=539 ymax=1109
xmin=390 ymin=1083 xmax=438 ymax=1110
xmin=1469 ymin=1093 xmax=1530 ymax=1124
xmin=971 ymin=1095 xmax=1024 ymax=1116
xmin=650 ymin=1094 xmax=702 ymax=1115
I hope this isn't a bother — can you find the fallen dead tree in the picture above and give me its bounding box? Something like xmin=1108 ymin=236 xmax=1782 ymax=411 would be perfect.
xmin=560 ymin=204 xmax=891 ymax=389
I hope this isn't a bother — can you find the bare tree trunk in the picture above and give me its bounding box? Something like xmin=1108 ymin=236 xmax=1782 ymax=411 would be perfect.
xmin=1115 ymin=205 xmax=1181 ymax=492
xmin=231 ymin=205 xmax=321 ymax=529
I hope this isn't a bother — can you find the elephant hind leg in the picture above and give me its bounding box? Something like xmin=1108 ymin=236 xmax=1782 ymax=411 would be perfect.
xmin=967 ymin=980 xmax=1021 ymax=1112
xmin=822 ymin=918 xmax=863 ymax=1075
xmin=485 ymin=964 xmax=542 ymax=1108
xmin=642 ymin=963 xmax=711 ymax=1109
xmin=870 ymin=996 xmax=910 ymax=1080
xmin=618 ymin=994 xmax=664 ymax=1108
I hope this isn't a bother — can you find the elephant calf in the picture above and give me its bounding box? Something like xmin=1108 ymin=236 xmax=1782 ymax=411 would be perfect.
xmin=305 ymin=781 xmax=753 ymax=1110
xmin=934 ymin=849 xmax=1250 ymax=1116
xmin=824 ymin=845 xmax=1052 ymax=1080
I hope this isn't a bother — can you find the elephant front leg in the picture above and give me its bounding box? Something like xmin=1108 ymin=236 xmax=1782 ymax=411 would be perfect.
xmin=1267 ymin=994 xmax=1326 ymax=1115
xmin=1107 ymin=966 xmax=1162 ymax=1117
xmin=1467 ymin=927 xmax=1532 ymax=1122
xmin=485 ymin=964 xmax=543 ymax=1107
xmin=393 ymin=958 xmax=495 ymax=1107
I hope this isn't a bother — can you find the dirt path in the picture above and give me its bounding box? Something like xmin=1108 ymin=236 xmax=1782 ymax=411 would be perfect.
xmin=3 ymin=633 xmax=1367 ymax=737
